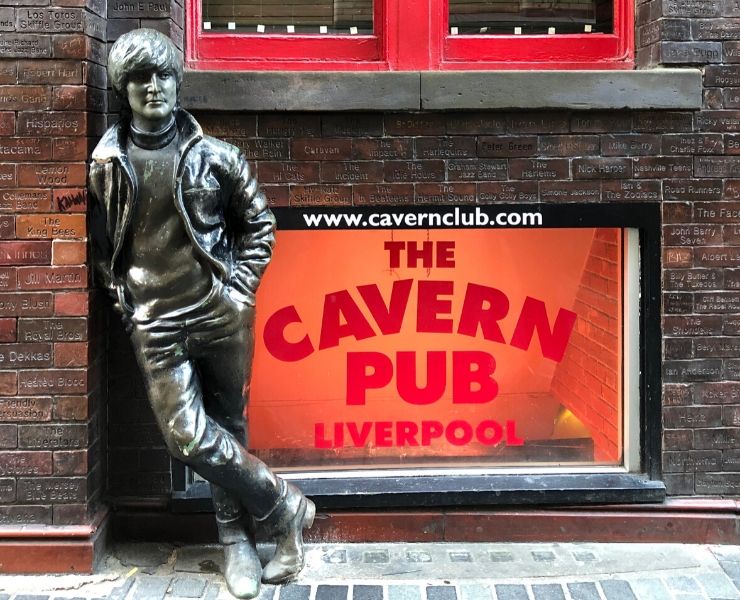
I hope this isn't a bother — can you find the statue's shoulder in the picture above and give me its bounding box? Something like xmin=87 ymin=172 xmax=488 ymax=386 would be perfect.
xmin=91 ymin=121 xmax=125 ymax=164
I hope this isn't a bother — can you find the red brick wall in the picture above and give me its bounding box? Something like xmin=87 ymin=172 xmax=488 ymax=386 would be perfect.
xmin=0 ymin=0 xmax=106 ymax=526
xmin=550 ymin=229 xmax=621 ymax=463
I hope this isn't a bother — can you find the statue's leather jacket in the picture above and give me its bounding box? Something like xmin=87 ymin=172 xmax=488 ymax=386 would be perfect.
xmin=89 ymin=108 xmax=275 ymax=315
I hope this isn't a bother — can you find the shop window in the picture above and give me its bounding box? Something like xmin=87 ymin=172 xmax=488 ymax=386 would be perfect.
xmin=186 ymin=0 xmax=633 ymax=69
xmin=174 ymin=203 xmax=662 ymax=509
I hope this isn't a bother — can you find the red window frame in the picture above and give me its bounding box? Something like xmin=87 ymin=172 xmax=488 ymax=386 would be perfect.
xmin=186 ymin=0 xmax=634 ymax=70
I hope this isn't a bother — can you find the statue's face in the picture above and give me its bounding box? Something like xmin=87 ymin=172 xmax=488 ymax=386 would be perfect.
xmin=126 ymin=67 xmax=177 ymax=130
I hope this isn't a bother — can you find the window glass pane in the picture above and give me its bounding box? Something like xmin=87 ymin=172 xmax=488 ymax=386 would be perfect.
xmin=201 ymin=0 xmax=373 ymax=33
xmin=249 ymin=224 xmax=625 ymax=472
xmin=448 ymin=0 xmax=613 ymax=35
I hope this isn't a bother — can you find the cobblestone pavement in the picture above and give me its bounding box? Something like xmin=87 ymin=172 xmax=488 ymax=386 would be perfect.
xmin=0 ymin=543 xmax=738 ymax=600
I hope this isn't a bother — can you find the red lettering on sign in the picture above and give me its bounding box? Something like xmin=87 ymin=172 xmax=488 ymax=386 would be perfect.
xmin=457 ymin=283 xmax=509 ymax=343
xmin=510 ymin=296 xmax=577 ymax=362
xmin=263 ymin=305 xmax=314 ymax=361
xmin=319 ymin=289 xmax=376 ymax=350
xmin=396 ymin=350 xmax=446 ymax=405
xmin=417 ymin=280 xmax=453 ymax=333
xmin=357 ymin=279 xmax=412 ymax=335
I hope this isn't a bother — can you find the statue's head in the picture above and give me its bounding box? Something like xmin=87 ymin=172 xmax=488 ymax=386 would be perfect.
xmin=108 ymin=28 xmax=183 ymax=131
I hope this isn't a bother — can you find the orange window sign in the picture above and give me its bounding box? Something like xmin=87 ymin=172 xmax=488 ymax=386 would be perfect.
xmin=249 ymin=226 xmax=623 ymax=471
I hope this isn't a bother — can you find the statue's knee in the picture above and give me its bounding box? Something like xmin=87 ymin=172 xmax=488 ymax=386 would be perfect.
xmin=165 ymin=420 xmax=204 ymax=463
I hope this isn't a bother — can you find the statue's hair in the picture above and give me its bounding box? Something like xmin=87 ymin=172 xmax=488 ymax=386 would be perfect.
xmin=108 ymin=29 xmax=183 ymax=105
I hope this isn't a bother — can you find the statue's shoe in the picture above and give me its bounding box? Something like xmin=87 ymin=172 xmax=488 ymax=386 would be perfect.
xmin=261 ymin=486 xmax=316 ymax=584
xmin=224 ymin=539 xmax=262 ymax=599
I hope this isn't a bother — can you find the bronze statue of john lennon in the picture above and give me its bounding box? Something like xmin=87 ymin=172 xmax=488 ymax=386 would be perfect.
xmin=88 ymin=28 xmax=314 ymax=599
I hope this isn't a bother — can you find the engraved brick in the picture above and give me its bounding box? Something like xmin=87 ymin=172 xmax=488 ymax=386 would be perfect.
xmin=0 ymin=61 xmax=16 ymax=85
xmin=447 ymin=159 xmax=507 ymax=181
xmin=223 ymin=138 xmax=288 ymax=161
xmin=0 ymin=397 xmax=52 ymax=422
xmin=696 ymin=156 xmax=740 ymax=177
xmin=573 ymin=158 xmax=632 ymax=179
xmin=109 ymin=0 xmax=170 ymax=17
xmin=661 ymin=41 xmax=722 ymax=62
xmin=51 ymin=34 xmax=89 ymax=60
xmin=663 ymin=248 xmax=693 ymax=267
xmin=385 ymin=114 xmax=445 ymax=136
xmin=696 ymin=111 xmax=740 ymax=132
xmin=0 ymin=86 xmax=50 ymax=111
xmin=18 ymin=60 xmax=81 ymax=85
xmin=693 ymin=18 xmax=740 ymax=39
xmin=18 ymin=266 xmax=86 ymax=290
xmin=19 ymin=423 xmax=86 ymax=450
xmin=571 ymin=113 xmax=631 ymax=133
xmin=478 ymin=182 xmax=538 ymax=203
xmin=722 ymin=449 xmax=740 ymax=470
xmin=664 ymin=383 xmax=693 ymax=405
xmin=694 ymin=246 xmax=740 ymax=266
xmin=510 ymin=159 xmax=568 ymax=180
xmin=603 ymin=180 xmax=660 ymax=202
xmin=0 ymin=505 xmax=51 ymax=524
xmin=289 ymin=185 xmax=352 ymax=207
xmin=54 ymin=291 xmax=88 ymax=316
xmin=663 ymin=0 xmax=721 ymax=17
xmin=17 ymin=162 xmax=86 ymax=187
xmin=665 ymin=337 xmax=693 ymax=359
xmin=538 ymin=135 xmax=599 ymax=156
xmin=0 ymin=242 xmax=50 ymax=266
xmin=634 ymin=111 xmax=694 ymax=132
xmin=600 ymin=134 xmax=659 ymax=156
xmin=726 ymin=133 xmax=740 ymax=154
xmin=2 ymin=137 xmax=54 ymax=165
xmin=0 ymin=165 xmax=16 ymax=189
xmin=0 ymin=318 xmax=16 ymax=343
xmin=635 ymin=156 xmax=692 ymax=178
xmin=353 ymin=139 xmax=413 ymax=160
xmin=0 ymin=34 xmax=52 ymax=58
xmin=663 ymin=359 xmax=723 ymax=382
xmin=18 ymin=318 xmax=86 ymax=342
xmin=724 ymin=406 xmax=740 ymax=427
xmin=259 ymin=114 xmax=320 ymax=138
xmin=195 ymin=114 xmax=257 ymax=139
xmin=695 ymin=202 xmax=740 ymax=222
xmin=694 ymin=428 xmax=740 ymax=449
xmin=664 ymin=179 xmax=723 ymax=201
xmin=695 ymin=382 xmax=740 ymax=403
xmin=705 ymin=88 xmax=724 ymax=108
xmin=478 ymin=136 xmax=536 ymax=158
xmin=666 ymin=268 xmax=722 ymax=290
xmin=53 ymin=503 xmax=88 ymax=525
xmin=0 ymin=478 xmax=15 ymax=502
xmin=17 ymin=476 xmax=85 ymax=503
xmin=0 ymin=451 xmax=52 ymax=476
xmin=725 ymin=180 xmax=740 ymax=200
xmin=52 ymin=85 xmax=86 ymax=110
xmin=0 ymin=8 xmax=13 ymax=32
xmin=262 ymin=185 xmax=289 ymax=207
xmin=705 ymin=65 xmax=740 ymax=86
xmin=664 ymin=450 xmax=721 ymax=472
xmin=0 ymin=112 xmax=14 ymax=137
xmin=446 ymin=113 xmax=506 ymax=135
xmin=665 ymin=315 xmax=723 ymax=336
xmin=17 ymin=111 xmax=85 ymax=136
xmin=322 ymin=114 xmax=383 ymax=137
xmin=291 ymin=138 xmax=352 ymax=161
xmin=0 ymin=372 xmax=17 ymax=396
xmin=664 ymin=430 xmax=694 ymax=453
xmin=53 ymin=449 xmax=87 ymax=475
xmin=665 ymin=224 xmax=722 ymax=247
xmin=695 ymin=336 xmax=740 ymax=356
xmin=16 ymin=214 xmax=86 ymax=239
xmin=416 ymin=137 xmax=476 ymax=159
xmin=725 ymin=41 xmax=740 ymax=62
xmin=508 ymin=113 xmax=568 ymax=133
xmin=54 ymin=188 xmax=86 ymax=212
xmin=16 ymin=8 xmax=83 ymax=32
xmin=696 ymin=291 xmax=740 ymax=312
xmin=384 ymin=161 xmax=445 ymax=182
xmin=0 ymin=293 xmax=52 ymax=317
xmin=18 ymin=369 xmax=87 ymax=394
xmin=353 ymin=184 xmax=414 ymax=205
xmin=415 ymin=183 xmax=476 ymax=205
xmin=540 ymin=181 xmax=601 ymax=202
xmin=258 ymin=162 xmax=319 ymax=184
xmin=0 ymin=343 xmax=51 ymax=369
xmin=663 ymin=134 xmax=724 ymax=155
xmin=53 ymin=138 xmax=87 ymax=163
xmin=321 ymin=162 xmax=382 ymax=184
xmin=726 ymin=270 xmax=740 ymax=290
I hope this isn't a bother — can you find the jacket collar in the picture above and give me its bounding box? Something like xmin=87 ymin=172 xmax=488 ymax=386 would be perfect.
xmin=91 ymin=108 xmax=203 ymax=164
